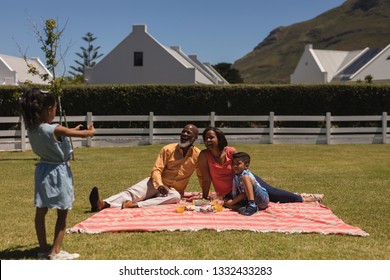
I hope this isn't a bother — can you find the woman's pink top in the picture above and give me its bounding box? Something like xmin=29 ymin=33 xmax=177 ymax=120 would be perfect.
xmin=206 ymin=146 xmax=236 ymax=197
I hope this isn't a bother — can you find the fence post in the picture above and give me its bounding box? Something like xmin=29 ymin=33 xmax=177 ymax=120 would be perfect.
xmin=20 ymin=116 xmax=26 ymax=152
xmin=149 ymin=112 xmax=154 ymax=145
xmin=269 ymin=112 xmax=274 ymax=144
xmin=326 ymin=112 xmax=331 ymax=144
xmin=87 ymin=112 xmax=92 ymax=147
xmin=210 ymin=112 xmax=215 ymax=127
xmin=383 ymin=112 xmax=388 ymax=144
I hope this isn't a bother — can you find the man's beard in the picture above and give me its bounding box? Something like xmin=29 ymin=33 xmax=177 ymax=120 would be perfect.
xmin=179 ymin=140 xmax=192 ymax=148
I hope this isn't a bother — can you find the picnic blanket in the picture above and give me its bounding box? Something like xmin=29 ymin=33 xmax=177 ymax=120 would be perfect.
xmin=67 ymin=196 xmax=368 ymax=236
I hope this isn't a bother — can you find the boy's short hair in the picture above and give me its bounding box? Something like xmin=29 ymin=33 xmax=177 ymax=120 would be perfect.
xmin=232 ymin=152 xmax=251 ymax=164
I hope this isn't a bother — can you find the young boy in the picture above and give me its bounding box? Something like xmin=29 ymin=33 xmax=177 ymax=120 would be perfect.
xmin=225 ymin=152 xmax=269 ymax=216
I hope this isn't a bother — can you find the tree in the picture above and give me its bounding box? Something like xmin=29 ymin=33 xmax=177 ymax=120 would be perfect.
xmin=20 ymin=19 xmax=66 ymax=89
xmin=69 ymin=32 xmax=103 ymax=77
xmin=364 ymin=74 xmax=373 ymax=83
xmin=61 ymin=74 xmax=85 ymax=85
xmin=212 ymin=63 xmax=243 ymax=84
xmin=19 ymin=18 xmax=69 ymax=119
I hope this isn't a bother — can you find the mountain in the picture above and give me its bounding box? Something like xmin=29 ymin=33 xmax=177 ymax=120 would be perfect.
xmin=233 ymin=0 xmax=390 ymax=84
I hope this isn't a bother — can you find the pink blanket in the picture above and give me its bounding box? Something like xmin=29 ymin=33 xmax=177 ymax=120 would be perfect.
xmin=67 ymin=198 xmax=368 ymax=236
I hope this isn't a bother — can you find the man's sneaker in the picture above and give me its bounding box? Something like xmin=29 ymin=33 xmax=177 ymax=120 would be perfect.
xmin=89 ymin=186 xmax=100 ymax=212
xmin=240 ymin=205 xmax=259 ymax=216
xmin=238 ymin=206 xmax=246 ymax=214
xmin=49 ymin=250 xmax=80 ymax=260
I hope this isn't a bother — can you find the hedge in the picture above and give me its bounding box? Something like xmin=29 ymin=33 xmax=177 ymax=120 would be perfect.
xmin=1 ymin=84 xmax=389 ymax=117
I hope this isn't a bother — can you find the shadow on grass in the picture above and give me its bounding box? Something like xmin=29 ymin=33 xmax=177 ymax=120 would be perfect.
xmin=0 ymin=245 xmax=40 ymax=260
xmin=0 ymin=158 xmax=38 ymax=161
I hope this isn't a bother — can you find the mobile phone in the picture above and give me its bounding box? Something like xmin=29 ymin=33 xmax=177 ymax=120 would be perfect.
xmin=80 ymin=124 xmax=88 ymax=130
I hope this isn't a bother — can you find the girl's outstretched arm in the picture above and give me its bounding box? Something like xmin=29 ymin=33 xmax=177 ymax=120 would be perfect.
xmin=54 ymin=123 xmax=95 ymax=139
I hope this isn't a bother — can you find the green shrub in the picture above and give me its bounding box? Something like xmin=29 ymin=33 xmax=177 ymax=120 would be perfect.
xmin=1 ymin=84 xmax=389 ymax=117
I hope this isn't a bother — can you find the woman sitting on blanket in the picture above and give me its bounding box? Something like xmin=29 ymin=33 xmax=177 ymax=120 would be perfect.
xmin=197 ymin=126 xmax=324 ymax=204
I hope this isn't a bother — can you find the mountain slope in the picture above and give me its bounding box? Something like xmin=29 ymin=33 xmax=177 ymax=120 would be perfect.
xmin=233 ymin=0 xmax=390 ymax=84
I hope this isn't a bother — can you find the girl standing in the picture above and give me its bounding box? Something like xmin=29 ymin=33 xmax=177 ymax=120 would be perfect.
xmin=19 ymin=88 xmax=95 ymax=260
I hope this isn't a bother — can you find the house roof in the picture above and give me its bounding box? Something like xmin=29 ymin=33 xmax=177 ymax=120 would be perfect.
xmin=310 ymin=48 xmax=364 ymax=82
xmin=168 ymin=46 xmax=221 ymax=84
xmin=189 ymin=56 xmax=229 ymax=85
xmin=165 ymin=46 xmax=198 ymax=69
xmin=349 ymin=44 xmax=390 ymax=81
xmin=303 ymin=44 xmax=389 ymax=82
xmin=333 ymin=48 xmax=382 ymax=81
xmin=340 ymin=48 xmax=382 ymax=75
xmin=0 ymin=54 xmax=52 ymax=85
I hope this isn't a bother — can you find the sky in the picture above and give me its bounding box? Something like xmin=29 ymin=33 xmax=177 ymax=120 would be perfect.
xmin=2 ymin=0 xmax=346 ymax=75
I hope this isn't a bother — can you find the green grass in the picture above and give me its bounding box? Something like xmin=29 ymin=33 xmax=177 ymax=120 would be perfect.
xmin=0 ymin=144 xmax=389 ymax=260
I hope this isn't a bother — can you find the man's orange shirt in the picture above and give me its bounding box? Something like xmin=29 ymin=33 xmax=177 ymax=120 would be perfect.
xmin=150 ymin=143 xmax=202 ymax=195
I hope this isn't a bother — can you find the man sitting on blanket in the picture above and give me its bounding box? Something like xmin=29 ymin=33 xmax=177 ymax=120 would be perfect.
xmin=89 ymin=124 xmax=201 ymax=211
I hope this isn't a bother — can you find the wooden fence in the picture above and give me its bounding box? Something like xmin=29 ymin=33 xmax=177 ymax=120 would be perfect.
xmin=0 ymin=112 xmax=388 ymax=151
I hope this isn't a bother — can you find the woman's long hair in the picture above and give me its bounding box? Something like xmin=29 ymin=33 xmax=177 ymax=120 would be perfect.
xmin=19 ymin=88 xmax=56 ymax=129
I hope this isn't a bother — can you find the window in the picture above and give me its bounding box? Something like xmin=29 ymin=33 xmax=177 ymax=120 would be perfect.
xmin=134 ymin=52 xmax=143 ymax=66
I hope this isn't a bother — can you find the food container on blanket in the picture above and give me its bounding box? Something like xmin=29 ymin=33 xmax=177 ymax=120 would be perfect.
xmin=214 ymin=204 xmax=223 ymax=212
xmin=176 ymin=205 xmax=185 ymax=213
xmin=193 ymin=199 xmax=210 ymax=206
xmin=199 ymin=205 xmax=215 ymax=213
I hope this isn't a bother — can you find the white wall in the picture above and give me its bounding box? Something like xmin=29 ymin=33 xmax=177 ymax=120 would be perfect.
xmin=290 ymin=45 xmax=327 ymax=84
xmin=0 ymin=59 xmax=15 ymax=85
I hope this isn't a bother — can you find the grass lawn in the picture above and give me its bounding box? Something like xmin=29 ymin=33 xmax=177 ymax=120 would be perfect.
xmin=0 ymin=144 xmax=389 ymax=260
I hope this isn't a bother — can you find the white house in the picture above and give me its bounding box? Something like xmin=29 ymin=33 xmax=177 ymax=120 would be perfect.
xmin=0 ymin=54 xmax=52 ymax=85
xmin=84 ymin=25 xmax=228 ymax=85
xmin=290 ymin=44 xmax=390 ymax=83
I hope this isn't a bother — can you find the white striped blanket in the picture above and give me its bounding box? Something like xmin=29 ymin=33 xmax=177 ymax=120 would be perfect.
xmin=67 ymin=196 xmax=368 ymax=236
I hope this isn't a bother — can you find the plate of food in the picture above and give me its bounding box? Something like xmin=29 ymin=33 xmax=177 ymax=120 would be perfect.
xmin=192 ymin=198 xmax=210 ymax=206
xmin=185 ymin=205 xmax=197 ymax=211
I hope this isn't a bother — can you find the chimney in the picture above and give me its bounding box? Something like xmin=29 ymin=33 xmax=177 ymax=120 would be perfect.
xmin=305 ymin=44 xmax=313 ymax=51
xmin=133 ymin=24 xmax=147 ymax=33
xmin=171 ymin=46 xmax=181 ymax=52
